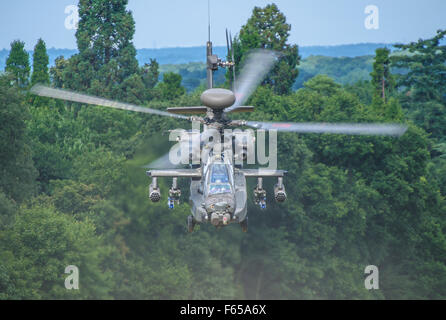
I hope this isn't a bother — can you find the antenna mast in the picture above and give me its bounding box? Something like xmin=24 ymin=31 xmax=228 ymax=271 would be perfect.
xmin=206 ymin=0 xmax=214 ymax=89
xmin=205 ymin=0 xmax=235 ymax=90
xmin=208 ymin=0 xmax=211 ymax=43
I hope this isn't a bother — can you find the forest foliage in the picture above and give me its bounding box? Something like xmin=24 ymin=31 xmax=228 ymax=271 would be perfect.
xmin=1 ymin=1 xmax=445 ymax=299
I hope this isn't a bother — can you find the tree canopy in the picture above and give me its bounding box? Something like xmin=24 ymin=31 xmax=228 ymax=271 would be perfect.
xmin=392 ymin=29 xmax=446 ymax=142
xmin=31 ymin=39 xmax=50 ymax=86
xmin=0 ymin=2 xmax=445 ymax=300
xmin=5 ymin=40 xmax=30 ymax=88
xmin=231 ymin=3 xmax=300 ymax=94
xmin=392 ymin=29 xmax=446 ymax=102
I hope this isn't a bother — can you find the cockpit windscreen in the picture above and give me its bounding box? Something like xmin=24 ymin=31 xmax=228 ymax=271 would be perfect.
xmin=210 ymin=164 xmax=229 ymax=183
xmin=209 ymin=183 xmax=231 ymax=195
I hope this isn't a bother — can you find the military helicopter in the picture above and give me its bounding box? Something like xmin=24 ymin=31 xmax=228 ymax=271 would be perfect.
xmin=31 ymin=29 xmax=408 ymax=233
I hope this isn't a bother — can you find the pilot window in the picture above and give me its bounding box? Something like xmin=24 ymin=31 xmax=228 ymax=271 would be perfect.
xmin=209 ymin=183 xmax=231 ymax=195
xmin=210 ymin=164 xmax=229 ymax=183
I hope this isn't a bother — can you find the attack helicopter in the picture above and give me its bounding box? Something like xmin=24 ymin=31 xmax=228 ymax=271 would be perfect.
xmin=30 ymin=30 xmax=408 ymax=233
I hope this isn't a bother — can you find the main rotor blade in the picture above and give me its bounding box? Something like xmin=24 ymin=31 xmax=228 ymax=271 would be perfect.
xmin=230 ymin=31 xmax=236 ymax=90
xmin=226 ymin=29 xmax=230 ymax=58
xmin=244 ymin=121 xmax=408 ymax=137
xmin=143 ymin=130 xmax=209 ymax=169
xmin=224 ymin=49 xmax=278 ymax=113
xmin=143 ymin=143 xmax=183 ymax=169
xmin=30 ymin=85 xmax=190 ymax=120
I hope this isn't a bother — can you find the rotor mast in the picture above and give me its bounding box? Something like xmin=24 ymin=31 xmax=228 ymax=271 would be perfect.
xmin=206 ymin=41 xmax=214 ymax=89
xmin=206 ymin=35 xmax=235 ymax=90
xmin=206 ymin=1 xmax=234 ymax=90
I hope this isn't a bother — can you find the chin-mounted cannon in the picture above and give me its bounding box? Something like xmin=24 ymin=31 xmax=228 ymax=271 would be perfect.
xmin=274 ymin=177 xmax=287 ymax=202
xmin=253 ymin=177 xmax=267 ymax=209
xmin=168 ymin=177 xmax=181 ymax=209
xmin=149 ymin=177 xmax=161 ymax=202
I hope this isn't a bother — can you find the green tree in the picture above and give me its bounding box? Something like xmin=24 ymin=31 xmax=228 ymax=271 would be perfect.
xmin=370 ymin=48 xmax=395 ymax=104
xmin=31 ymin=39 xmax=50 ymax=107
xmin=138 ymin=59 xmax=160 ymax=101
xmin=392 ymin=29 xmax=446 ymax=102
xmin=369 ymin=48 xmax=403 ymax=120
xmin=5 ymin=40 xmax=30 ymax=88
xmin=233 ymin=3 xmax=300 ymax=94
xmin=31 ymin=39 xmax=50 ymax=86
xmin=392 ymin=30 xmax=446 ymax=140
xmin=0 ymin=191 xmax=16 ymax=230
xmin=27 ymin=105 xmax=77 ymax=193
xmin=0 ymin=75 xmax=37 ymax=203
xmin=120 ymin=73 xmax=147 ymax=105
xmin=303 ymin=74 xmax=341 ymax=97
xmin=49 ymin=56 xmax=68 ymax=88
xmin=60 ymin=51 xmax=96 ymax=92
xmin=0 ymin=204 xmax=114 ymax=299
xmin=249 ymin=74 xmax=446 ymax=299
xmin=142 ymin=59 xmax=160 ymax=90
xmin=344 ymin=80 xmax=374 ymax=106
xmin=75 ymin=0 xmax=138 ymax=85
xmin=58 ymin=0 xmax=140 ymax=102
xmin=158 ymin=72 xmax=185 ymax=100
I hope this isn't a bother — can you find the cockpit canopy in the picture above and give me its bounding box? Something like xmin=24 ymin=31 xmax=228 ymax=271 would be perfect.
xmin=208 ymin=183 xmax=231 ymax=195
xmin=210 ymin=163 xmax=229 ymax=183
xmin=206 ymin=163 xmax=232 ymax=195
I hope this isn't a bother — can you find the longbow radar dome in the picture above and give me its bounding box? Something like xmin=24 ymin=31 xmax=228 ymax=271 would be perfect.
xmin=200 ymin=88 xmax=236 ymax=110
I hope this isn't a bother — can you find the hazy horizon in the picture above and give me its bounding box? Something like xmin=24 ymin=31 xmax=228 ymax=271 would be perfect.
xmin=0 ymin=0 xmax=445 ymax=50
xmin=0 ymin=42 xmax=400 ymax=51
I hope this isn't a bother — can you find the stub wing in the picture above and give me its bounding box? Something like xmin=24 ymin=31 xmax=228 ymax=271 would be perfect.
xmin=146 ymin=168 xmax=202 ymax=178
xmin=238 ymin=169 xmax=287 ymax=177
xmin=238 ymin=169 xmax=288 ymax=206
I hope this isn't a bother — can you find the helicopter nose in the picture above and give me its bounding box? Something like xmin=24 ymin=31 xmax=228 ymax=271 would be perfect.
xmin=214 ymin=201 xmax=228 ymax=211
xmin=210 ymin=201 xmax=231 ymax=226
xmin=222 ymin=213 xmax=231 ymax=225
xmin=211 ymin=212 xmax=232 ymax=226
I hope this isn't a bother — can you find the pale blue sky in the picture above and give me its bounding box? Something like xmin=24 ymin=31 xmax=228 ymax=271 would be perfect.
xmin=0 ymin=0 xmax=445 ymax=50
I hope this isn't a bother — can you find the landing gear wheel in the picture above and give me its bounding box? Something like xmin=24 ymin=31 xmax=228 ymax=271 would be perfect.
xmin=187 ymin=215 xmax=195 ymax=233
xmin=240 ymin=217 xmax=248 ymax=233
